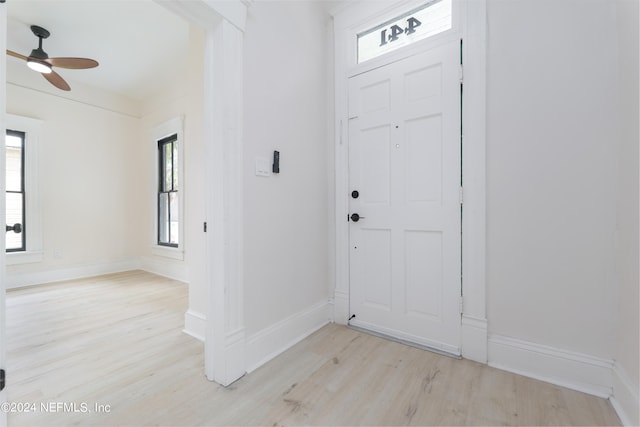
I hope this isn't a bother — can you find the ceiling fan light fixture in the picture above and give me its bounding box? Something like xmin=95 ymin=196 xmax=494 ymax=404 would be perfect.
xmin=5 ymin=25 xmax=97 ymax=91
xmin=27 ymin=59 xmax=52 ymax=74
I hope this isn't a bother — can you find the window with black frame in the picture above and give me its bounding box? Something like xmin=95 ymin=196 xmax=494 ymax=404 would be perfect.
xmin=6 ymin=130 xmax=26 ymax=252
xmin=157 ymin=134 xmax=179 ymax=247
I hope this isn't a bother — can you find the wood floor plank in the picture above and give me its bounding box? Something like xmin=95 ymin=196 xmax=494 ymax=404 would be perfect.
xmin=6 ymin=271 xmax=622 ymax=426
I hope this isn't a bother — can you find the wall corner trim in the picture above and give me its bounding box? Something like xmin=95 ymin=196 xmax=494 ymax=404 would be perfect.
xmin=332 ymin=289 xmax=349 ymax=325
xmin=140 ymin=256 xmax=188 ymax=283
xmin=218 ymin=328 xmax=247 ymax=386
xmin=610 ymin=362 xmax=640 ymax=427
xmin=183 ymin=310 xmax=206 ymax=342
xmin=461 ymin=315 xmax=487 ymax=363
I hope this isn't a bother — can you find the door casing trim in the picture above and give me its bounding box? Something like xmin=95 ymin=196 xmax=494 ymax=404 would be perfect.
xmin=330 ymin=0 xmax=487 ymax=363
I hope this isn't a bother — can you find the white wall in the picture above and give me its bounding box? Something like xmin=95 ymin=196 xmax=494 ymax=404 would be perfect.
xmin=486 ymin=1 xmax=639 ymax=416
xmin=183 ymin=26 xmax=208 ymax=338
xmin=6 ymin=82 xmax=144 ymax=286
xmin=484 ymin=0 xmax=634 ymax=400
xmin=136 ymin=63 xmax=188 ymax=281
xmin=486 ymin=0 xmax=618 ymax=356
xmin=136 ymin=25 xmax=207 ymax=338
xmin=243 ymin=1 xmax=331 ymax=340
xmin=613 ymin=0 xmax=639 ymax=424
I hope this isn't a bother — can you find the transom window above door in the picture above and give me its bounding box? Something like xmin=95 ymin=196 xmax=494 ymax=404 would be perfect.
xmin=357 ymin=0 xmax=452 ymax=64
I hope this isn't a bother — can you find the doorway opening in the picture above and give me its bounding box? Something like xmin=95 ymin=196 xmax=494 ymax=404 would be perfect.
xmin=332 ymin=0 xmax=488 ymax=362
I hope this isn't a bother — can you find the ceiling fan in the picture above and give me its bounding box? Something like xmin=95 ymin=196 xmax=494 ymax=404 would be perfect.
xmin=6 ymin=25 xmax=99 ymax=91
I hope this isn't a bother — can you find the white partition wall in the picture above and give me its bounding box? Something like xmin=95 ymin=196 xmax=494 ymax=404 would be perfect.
xmin=155 ymin=0 xmax=247 ymax=386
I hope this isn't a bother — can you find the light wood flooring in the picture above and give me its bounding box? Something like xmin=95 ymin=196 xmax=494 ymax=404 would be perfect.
xmin=6 ymin=271 xmax=621 ymax=426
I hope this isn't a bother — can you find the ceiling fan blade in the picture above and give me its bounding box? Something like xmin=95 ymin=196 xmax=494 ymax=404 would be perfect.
xmin=45 ymin=57 xmax=98 ymax=69
xmin=42 ymin=70 xmax=71 ymax=91
xmin=6 ymin=49 xmax=29 ymax=61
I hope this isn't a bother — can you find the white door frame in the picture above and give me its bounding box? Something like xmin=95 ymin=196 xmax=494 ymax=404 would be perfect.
xmin=154 ymin=0 xmax=249 ymax=386
xmin=0 ymin=3 xmax=8 ymax=425
xmin=331 ymin=0 xmax=488 ymax=362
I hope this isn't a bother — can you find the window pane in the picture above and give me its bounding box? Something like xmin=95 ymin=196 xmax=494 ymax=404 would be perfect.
xmin=157 ymin=134 xmax=179 ymax=247
xmin=169 ymin=192 xmax=179 ymax=245
xmin=172 ymin=142 xmax=179 ymax=191
xmin=6 ymin=135 xmax=23 ymax=192
xmin=6 ymin=192 xmax=24 ymax=250
xmin=5 ymin=134 xmax=22 ymax=148
xmin=164 ymin=142 xmax=173 ymax=192
xmin=158 ymin=193 xmax=169 ymax=244
xmin=357 ymin=0 xmax=452 ymax=63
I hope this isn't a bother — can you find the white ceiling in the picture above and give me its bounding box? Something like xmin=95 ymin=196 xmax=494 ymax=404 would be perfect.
xmin=6 ymin=0 xmax=190 ymax=101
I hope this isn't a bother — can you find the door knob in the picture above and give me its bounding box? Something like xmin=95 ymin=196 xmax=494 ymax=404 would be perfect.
xmin=6 ymin=223 xmax=22 ymax=233
xmin=350 ymin=213 xmax=364 ymax=222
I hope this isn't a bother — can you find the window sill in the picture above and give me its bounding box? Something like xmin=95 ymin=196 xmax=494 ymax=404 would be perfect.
xmin=6 ymin=251 xmax=44 ymax=265
xmin=151 ymin=245 xmax=184 ymax=261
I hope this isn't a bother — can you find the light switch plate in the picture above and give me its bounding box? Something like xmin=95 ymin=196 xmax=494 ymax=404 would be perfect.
xmin=255 ymin=157 xmax=271 ymax=177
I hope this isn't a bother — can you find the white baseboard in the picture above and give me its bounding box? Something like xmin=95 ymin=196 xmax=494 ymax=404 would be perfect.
xmin=333 ymin=289 xmax=349 ymax=325
xmin=611 ymin=362 xmax=639 ymax=426
xmin=183 ymin=309 xmax=206 ymax=342
xmin=6 ymin=259 xmax=141 ymax=289
xmin=461 ymin=315 xmax=487 ymax=363
xmin=245 ymin=300 xmax=331 ymax=373
xmin=219 ymin=328 xmax=247 ymax=386
xmin=488 ymin=334 xmax=614 ymax=398
xmin=139 ymin=256 xmax=188 ymax=282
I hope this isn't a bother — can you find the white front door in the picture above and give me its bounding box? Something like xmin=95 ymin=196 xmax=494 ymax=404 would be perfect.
xmin=348 ymin=41 xmax=461 ymax=355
